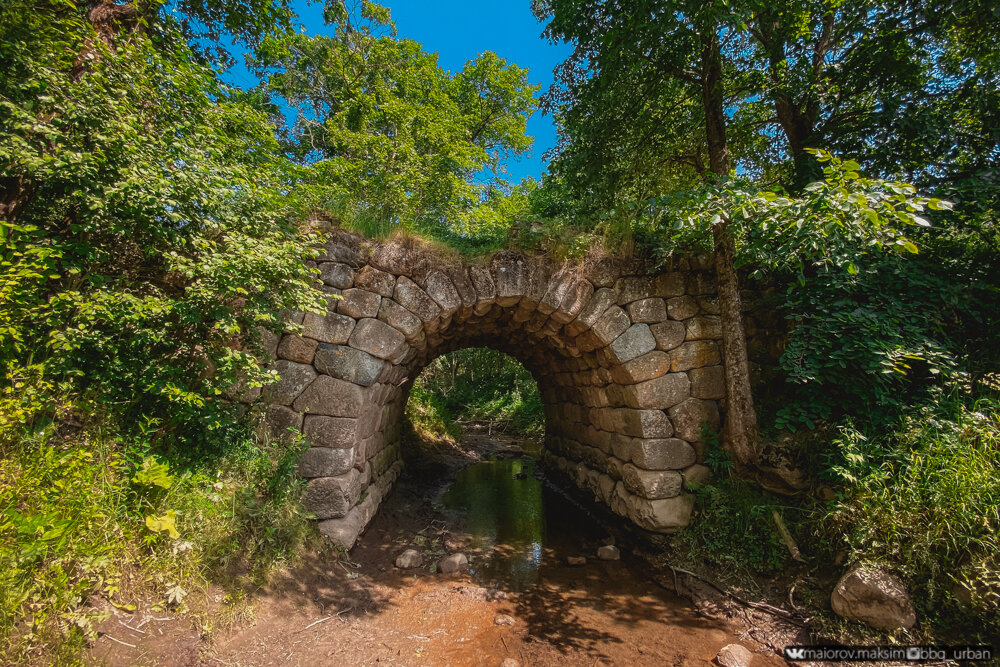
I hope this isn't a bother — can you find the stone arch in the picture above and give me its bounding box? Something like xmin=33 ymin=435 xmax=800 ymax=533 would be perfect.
xmin=251 ymin=231 xmax=726 ymax=548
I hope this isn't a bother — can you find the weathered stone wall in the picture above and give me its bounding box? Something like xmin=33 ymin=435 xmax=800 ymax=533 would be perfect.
xmin=244 ymin=231 xmax=728 ymax=549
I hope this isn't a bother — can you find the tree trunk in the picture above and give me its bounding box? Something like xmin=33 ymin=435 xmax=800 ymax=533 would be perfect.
xmin=700 ymin=32 xmax=758 ymax=466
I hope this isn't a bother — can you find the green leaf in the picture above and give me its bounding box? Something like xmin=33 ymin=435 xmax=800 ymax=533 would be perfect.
xmin=145 ymin=511 xmax=180 ymax=539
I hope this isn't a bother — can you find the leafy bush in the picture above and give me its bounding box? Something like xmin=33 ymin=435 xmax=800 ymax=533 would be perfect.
xmin=822 ymin=395 xmax=1000 ymax=633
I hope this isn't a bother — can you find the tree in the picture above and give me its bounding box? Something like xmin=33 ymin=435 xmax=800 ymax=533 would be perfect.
xmin=255 ymin=1 xmax=538 ymax=239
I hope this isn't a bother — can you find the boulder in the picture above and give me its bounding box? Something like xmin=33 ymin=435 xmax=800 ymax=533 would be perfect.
xmin=596 ymin=545 xmax=621 ymax=561
xmin=438 ymin=553 xmax=469 ymax=574
xmin=831 ymin=566 xmax=916 ymax=630
xmin=395 ymin=549 xmax=423 ymax=569
xmin=715 ymin=644 xmax=753 ymax=667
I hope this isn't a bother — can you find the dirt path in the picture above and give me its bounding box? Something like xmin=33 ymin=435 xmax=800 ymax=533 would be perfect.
xmin=90 ymin=433 xmax=792 ymax=666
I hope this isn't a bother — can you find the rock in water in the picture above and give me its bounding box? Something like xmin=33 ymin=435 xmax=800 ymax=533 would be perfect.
xmin=438 ymin=553 xmax=469 ymax=574
xmin=565 ymin=556 xmax=587 ymax=566
xmin=715 ymin=644 xmax=753 ymax=667
xmin=597 ymin=545 xmax=621 ymax=560
xmin=394 ymin=549 xmax=422 ymax=569
xmin=831 ymin=566 xmax=916 ymax=630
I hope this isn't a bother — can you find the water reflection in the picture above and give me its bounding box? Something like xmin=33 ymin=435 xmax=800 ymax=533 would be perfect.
xmin=440 ymin=453 xmax=605 ymax=592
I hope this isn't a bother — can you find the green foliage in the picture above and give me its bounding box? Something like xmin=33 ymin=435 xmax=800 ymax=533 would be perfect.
xmin=0 ymin=420 xmax=316 ymax=661
xmin=0 ymin=5 xmax=323 ymax=437
xmin=406 ymin=348 xmax=544 ymax=440
xmin=821 ymin=396 xmax=1000 ymax=633
xmin=255 ymin=1 xmax=537 ymax=243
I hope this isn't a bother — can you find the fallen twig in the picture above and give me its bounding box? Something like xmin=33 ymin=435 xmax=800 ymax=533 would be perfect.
xmin=118 ymin=620 xmax=146 ymax=634
xmin=665 ymin=566 xmax=805 ymax=626
xmin=102 ymin=634 xmax=137 ymax=649
xmin=300 ymin=616 xmax=331 ymax=632
xmin=772 ymin=510 xmax=805 ymax=563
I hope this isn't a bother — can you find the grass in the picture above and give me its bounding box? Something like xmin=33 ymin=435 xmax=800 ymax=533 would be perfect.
xmin=0 ymin=415 xmax=322 ymax=663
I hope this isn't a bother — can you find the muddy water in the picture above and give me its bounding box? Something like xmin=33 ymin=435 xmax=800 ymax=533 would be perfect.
xmin=439 ymin=453 xmax=607 ymax=591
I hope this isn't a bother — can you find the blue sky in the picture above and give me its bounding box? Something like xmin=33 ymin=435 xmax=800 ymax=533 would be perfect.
xmin=224 ymin=1 xmax=572 ymax=183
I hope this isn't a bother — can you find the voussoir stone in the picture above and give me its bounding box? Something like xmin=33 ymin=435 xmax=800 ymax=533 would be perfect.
xmin=425 ymin=271 xmax=461 ymax=318
xmin=313 ymin=343 xmax=384 ymax=387
xmin=630 ymin=438 xmax=696 ymax=470
xmin=831 ymin=566 xmax=916 ymax=631
xmin=591 ymin=306 xmax=631 ymax=346
xmin=492 ymin=252 xmax=527 ymax=306
xmin=568 ymin=287 xmax=617 ymax=337
xmin=292 ymin=375 xmax=364 ymax=416
xmin=349 ymin=318 xmax=406 ymax=360
xmin=669 ymin=398 xmax=721 ymax=442
xmin=393 ymin=277 xmax=441 ymax=325
xmin=378 ymin=298 xmax=422 ymax=339
xmin=303 ymin=414 xmax=359 ymax=448
xmin=622 ymin=464 xmax=683 ymax=499
xmin=338 ymin=288 xmax=381 ymax=319
xmin=261 ymin=360 xmax=317 ymax=406
xmin=276 ymin=334 xmax=319 ymax=364
xmin=627 ymin=298 xmax=667 ymax=323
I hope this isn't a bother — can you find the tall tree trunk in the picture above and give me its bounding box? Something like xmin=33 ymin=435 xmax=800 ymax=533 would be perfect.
xmin=700 ymin=32 xmax=758 ymax=466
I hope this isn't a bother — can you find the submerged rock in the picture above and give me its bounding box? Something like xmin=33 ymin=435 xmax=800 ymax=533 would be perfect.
xmin=831 ymin=566 xmax=916 ymax=630
xmin=566 ymin=556 xmax=587 ymax=566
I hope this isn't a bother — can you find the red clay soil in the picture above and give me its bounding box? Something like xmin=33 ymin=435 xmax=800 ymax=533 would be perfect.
xmin=89 ymin=434 xmax=792 ymax=667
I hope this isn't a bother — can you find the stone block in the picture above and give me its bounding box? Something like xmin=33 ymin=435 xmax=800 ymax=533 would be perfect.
xmin=652 ymin=272 xmax=687 ymax=298
xmin=610 ymin=351 xmax=672 ymax=384
xmin=378 ymin=298 xmax=422 ymax=340
xmin=621 ymin=486 xmax=695 ymax=532
xmin=338 ymin=288 xmax=381 ymax=319
xmin=627 ymin=298 xmax=667 ymax=323
xmin=319 ymin=262 xmax=355 ymax=289
xmin=313 ymin=343 xmax=384 ymax=387
xmin=615 ymin=277 xmax=653 ymax=305
xmin=292 ymin=375 xmax=364 ymax=416
xmin=316 ymin=240 xmax=364 ymax=266
xmin=689 ymin=365 xmax=725 ymax=399
xmin=685 ymin=315 xmax=722 ymax=341
xmin=666 ymin=296 xmax=699 ymax=321
xmin=297 ymin=446 xmax=356 ymax=478
xmin=276 ymin=334 xmax=319 ymax=365
xmin=354 ymin=266 xmax=396 ymax=297
xmin=625 ymin=372 xmax=690 ymax=410
xmin=566 ymin=287 xmax=617 ymax=337
xmin=492 ymin=252 xmax=527 ymax=306
xmin=687 ymin=272 xmax=715 ymax=295
xmin=468 ymin=265 xmax=497 ymax=313
xmin=650 ymin=320 xmax=686 ymax=351
xmin=424 ymin=271 xmax=461 ymax=318
xmin=622 ymin=464 xmax=683 ymax=499
xmin=302 ymin=311 xmax=356 ymax=345
xmin=668 ymin=398 xmax=721 ymax=442
xmin=609 ymin=323 xmax=656 ymax=362
xmin=349 ymin=318 xmax=406 ymax=360
xmin=303 ymin=414 xmax=359 ymax=448
xmin=259 ymin=404 xmax=304 ymax=444
xmin=670 ymin=340 xmax=721 ymax=372
xmin=616 ymin=409 xmax=674 ymax=438
xmin=393 ymin=277 xmax=441 ymax=326
xmin=698 ymin=295 xmax=720 ymax=314
xmin=590 ymin=306 xmax=631 ymax=346
xmin=555 ymin=276 xmax=594 ymax=324
xmin=261 ymin=360 xmax=317 ymax=406
xmin=304 ymin=469 xmax=361 ymax=520
xmin=629 ymin=438 xmax=696 ymax=470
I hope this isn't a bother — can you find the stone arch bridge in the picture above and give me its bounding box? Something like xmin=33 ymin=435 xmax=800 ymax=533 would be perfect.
xmin=238 ymin=231 xmax=754 ymax=549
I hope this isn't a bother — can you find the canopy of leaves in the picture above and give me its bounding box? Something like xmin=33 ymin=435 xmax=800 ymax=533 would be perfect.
xmin=255 ymin=1 xmax=538 ymax=244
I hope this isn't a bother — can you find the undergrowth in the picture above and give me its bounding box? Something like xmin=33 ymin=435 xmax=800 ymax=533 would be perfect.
xmin=0 ymin=416 xmax=319 ymax=663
